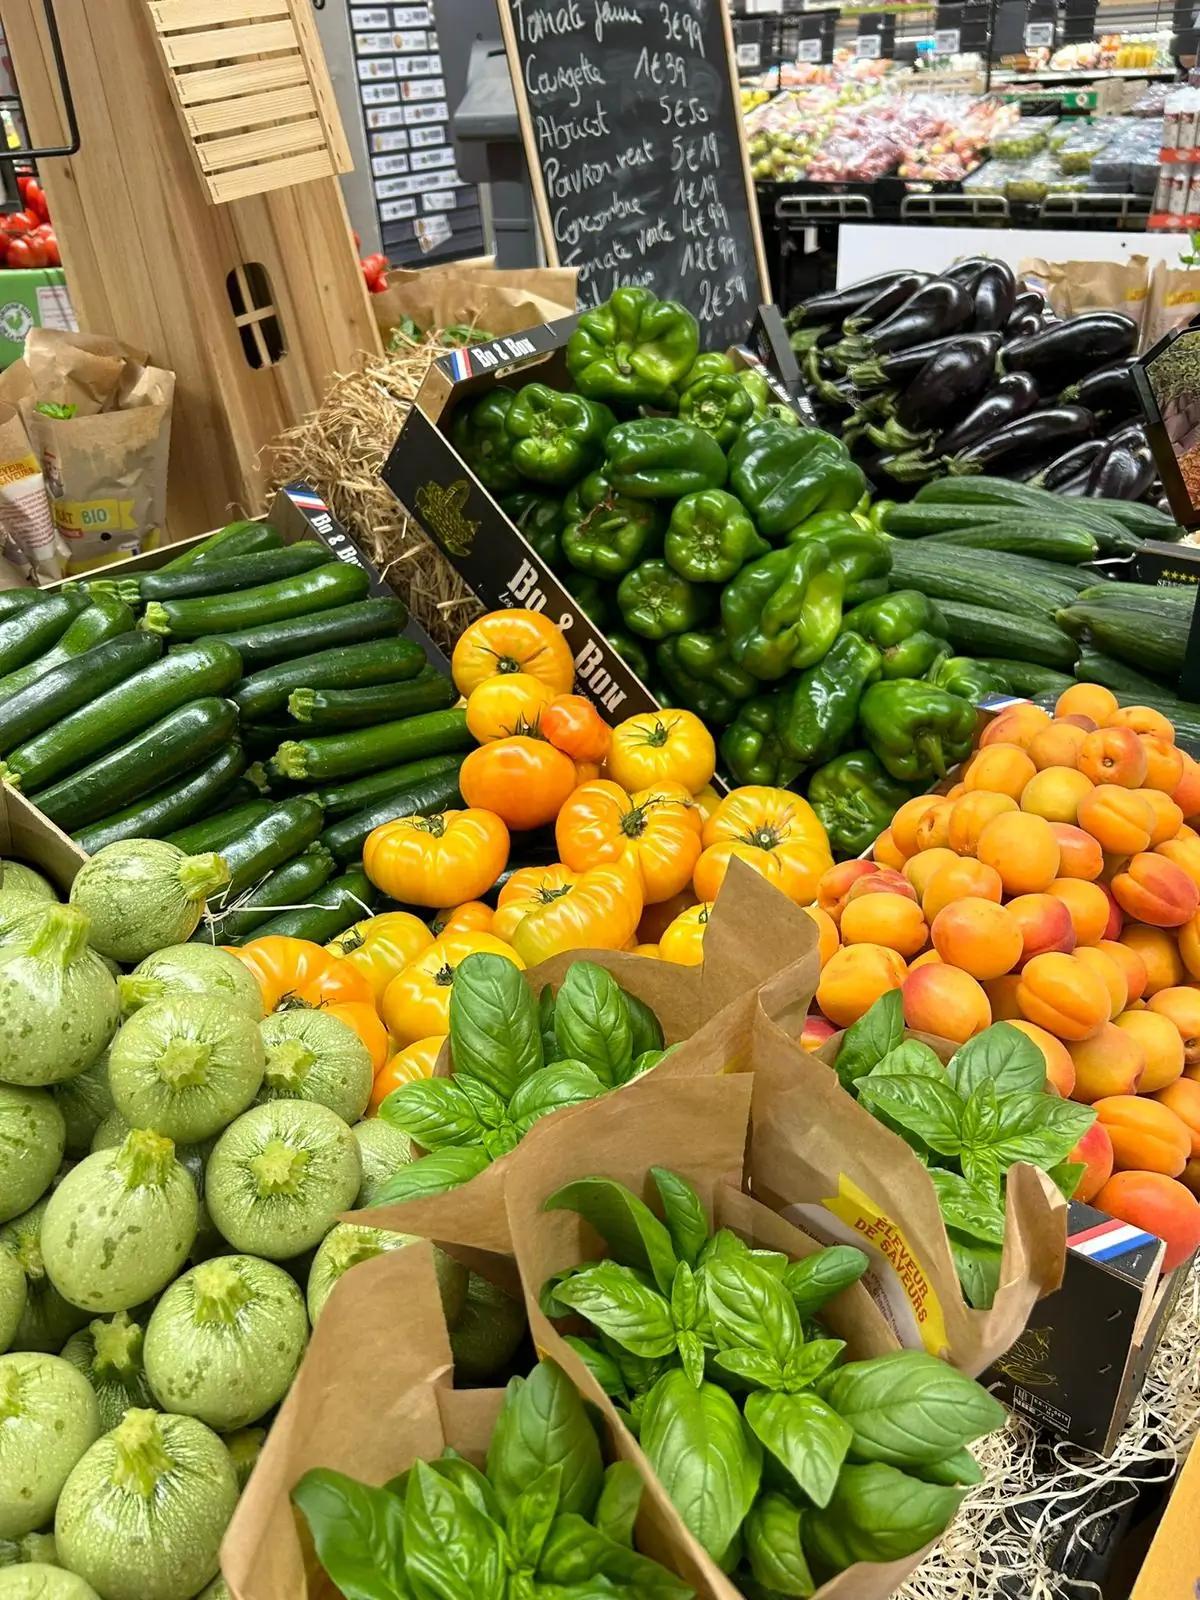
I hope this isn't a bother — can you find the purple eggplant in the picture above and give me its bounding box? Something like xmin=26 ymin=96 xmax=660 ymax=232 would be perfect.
xmin=843 ymin=272 xmax=931 ymax=337
xmin=1002 ymin=313 xmax=1138 ymax=386
xmin=848 ymin=331 xmax=1002 ymax=392
xmin=944 ymin=256 xmax=997 ymax=291
xmin=832 ymin=278 xmax=975 ymax=368
xmin=1035 ymin=437 xmax=1109 ymax=491
xmin=1005 ymin=310 xmax=1043 ymax=340
xmin=787 ymin=271 xmax=916 ymax=328
xmin=971 ymin=261 xmax=1017 ymax=333
xmin=1061 ymin=358 xmax=1138 ymax=417
xmin=1005 ymin=290 xmax=1045 ymax=327
xmin=1087 ymin=442 xmax=1156 ymax=500
xmin=892 ymin=336 xmax=1001 ymax=436
xmin=1106 ymin=418 xmax=1149 ymax=451
xmin=935 ymin=371 xmax=1041 ymax=456
xmin=946 ymin=405 xmax=1095 ymax=475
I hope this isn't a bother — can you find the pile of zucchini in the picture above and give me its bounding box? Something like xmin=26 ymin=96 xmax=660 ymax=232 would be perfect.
xmin=0 ymin=520 xmax=471 ymax=945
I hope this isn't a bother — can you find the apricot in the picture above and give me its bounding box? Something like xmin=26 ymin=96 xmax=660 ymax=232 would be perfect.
xmin=1005 ymin=893 xmax=1076 ymax=967
xmin=964 ymin=743 xmax=1037 ymax=800
xmin=1122 ymin=923 xmax=1187 ymax=996
xmin=817 ymin=860 xmax=877 ymax=924
xmin=1114 ymin=1007 xmax=1184 ymax=1093
xmin=902 ymin=848 xmax=957 ymax=902
xmin=931 ymin=897 xmax=1023 ymax=980
xmin=1180 ymin=909 xmax=1200 ymax=981
xmin=801 ymin=904 xmax=840 ymax=968
xmin=976 ymin=811 xmax=1060 ymax=895
xmin=984 ymin=974 xmax=1024 ymax=1021
xmin=873 ymin=828 xmax=907 ymax=871
xmin=1173 ymin=753 xmax=1200 ymax=820
xmin=1077 ymin=785 xmax=1154 ymax=855
xmin=909 ymin=949 xmax=943 ymax=970
xmin=1074 ymin=946 xmax=1129 ymax=1020
xmin=1020 ymin=766 xmax=1094 ymax=826
xmin=1016 ymin=952 xmax=1111 ymax=1042
xmin=1057 ymin=683 xmax=1119 ymax=724
xmin=1093 ymin=1171 xmax=1200 ymax=1272
xmin=913 ymin=799 xmax=954 ymax=854
xmin=921 ymin=858 xmax=1003 ymax=922
xmin=1110 ymin=705 xmax=1175 ymax=742
xmin=891 ymin=795 xmax=945 ymax=857
xmin=1069 ymin=1023 xmax=1145 ymax=1102
xmin=947 ymin=791 xmax=1017 ymax=856
xmin=1048 ymin=878 xmax=1111 ymax=946
xmin=1009 ymin=1018 xmax=1076 ymax=1096
xmin=1094 ymin=1095 xmax=1190 ymax=1177
xmin=1067 ymin=1121 xmax=1114 ymax=1203
xmin=1182 ymin=1158 xmax=1200 ymax=1199
xmin=902 ymin=964 xmax=991 ymax=1045
xmin=801 ymin=1014 xmax=837 ymax=1053
xmin=1155 ymin=833 xmax=1200 ymax=891
xmin=979 ymin=703 xmax=1051 ymax=750
xmin=1049 ymin=822 xmax=1104 ymax=881
xmin=816 ymin=943 xmax=906 ymax=1029
xmin=1152 ymin=1078 xmax=1200 ymax=1158
xmin=1137 ymin=789 xmax=1185 ymax=848
xmin=1148 ymin=986 xmax=1200 ymax=1066
xmin=1079 ymin=726 xmax=1149 ymax=789
xmin=1028 ymin=721 xmax=1089 ymax=772
xmin=1139 ymin=734 xmax=1185 ymax=795
xmin=1098 ymin=938 xmax=1147 ymax=1005
xmin=1111 ymin=852 xmax=1200 ymax=929
xmin=840 ymin=892 xmax=928 ymax=959
xmin=847 ymin=867 xmax=917 ymax=903
xmin=945 ymin=783 xmax=967 ymax=801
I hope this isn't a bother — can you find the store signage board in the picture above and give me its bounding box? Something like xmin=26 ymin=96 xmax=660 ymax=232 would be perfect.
xmin=797 ymin=35 xmax=824 ymax=61
xmin=496 ymin=0 xmax=771 ymax=351
xmin=933 ymin=27 xmax=961 ymax=52
xmin=855 ymin=32 xmax=882 ymax=56
xmin=1024 ymin=19 xmax=1055 ymax=46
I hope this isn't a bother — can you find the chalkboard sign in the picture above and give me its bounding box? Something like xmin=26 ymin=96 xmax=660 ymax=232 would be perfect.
xmin=497 ymin=0 xmax=771 ymax=351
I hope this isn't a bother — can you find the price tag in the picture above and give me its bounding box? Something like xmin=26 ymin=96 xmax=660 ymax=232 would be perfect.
xmin=797 ymin=36 xmax=823 ymax=62
xmin=1024 ymin=20 xmax=1054 ymax=47
xmin=855 ymin=32 xmax=882 ymax=58
xmin=746 ymin=0 xmax=783 ymax=12
xmin=736 ymin=42 xmax=762 ymax=67
xmin=933 ymin=27 xmax=961 ymax=53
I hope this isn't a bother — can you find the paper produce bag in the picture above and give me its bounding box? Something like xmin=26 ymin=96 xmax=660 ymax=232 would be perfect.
xmin=501 ymin=1071 xmax=945 ymax=1600
xmin=1142 ymin=260 xmax=1200 ymax=352
xmin=1020 ymin=254 xmax=1150 ymax=327
xmin=748 ymin=960 xmax=1066 ymax=1376
xmin=349 ymin=865 xmax=819 ymax=1255
xmin=0 ymin=402 xmax=61 ymax=578
xmin=374 ymin=263 xmax=578 ymax=343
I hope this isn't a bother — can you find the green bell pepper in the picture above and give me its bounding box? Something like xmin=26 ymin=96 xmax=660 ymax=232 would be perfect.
xmin=607 ymin=628 xmax=652 ymax=684
xmin=728 ymin=420 xmax=867 ymax=540
xmin=737 ymin=369 xmax=771 ymax=417
xmin=720 ymin=693 xmax=802 ymax=788
xmin=605 ymin=417 xmax=728 ymax=500
xmin=780 ymin=630 xmax=881 ymax=765
xmin=501 ymin=490 xmax=566 ymax=569
xmin=663 ymin=489 xmax=768 ymax=585
xmin=504 ymin=383 xmax=614 ymax=487
xmin=765 ymin=401 xmax=803 ymax=431
xmin=786 ymin=513 xmax=893 ymax=607
xmin=681 ymin=351 xmax=736 ymax=387
xmin=721 ymin=542 xmax=845 ymax=681
xmin=881 ymin=629 xmax=947 ymax=681
xmin=450 ymin=389 xmax=520 ymax=495
xmin=807 ymin=750 xmax=914 ymax=859
xmin=562 ymin=568 xmax=613 ymax=630
xmin=656 ymin=630 xmax=756 ymax=727
xmin=560 ymin=472 xmax=663 ymax=581
xmin=565 ymin=287 xmax=700 ymax=406
xmin=858 ymin=679 xmax=977 ymax=783
xmin=678 ymin=372 xmax=756 ymax=449
xmin=617 ymin=558 xmax=711 ymax=641
xmin=841 ymin=590 xmax=947 ymax=650
xmin=929 ymin=655 xmax=1007 ymax=704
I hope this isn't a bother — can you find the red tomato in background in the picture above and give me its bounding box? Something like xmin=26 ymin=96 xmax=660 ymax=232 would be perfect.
xmin=1 ymin=214 xmax=30 ymax=238
xmin=7 ymin=236 xmax=44 ymax=269
xmin=24 ymin=182 xmax=49 ymax=223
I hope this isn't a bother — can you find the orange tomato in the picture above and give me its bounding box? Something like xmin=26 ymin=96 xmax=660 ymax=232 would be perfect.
xmin=451 ymin=608 xmax=574 ymax=697
xmin=325 ymin=912 xmax=433 ymax=1003
xmin=234 ymin=936 xmax=374 ymax=1011
xmin=492 ymin=863 xmax=579 ymax=945
xmin=659 ymin=902 xmax=711 ymax=966
xmin=510 ymin=859 xmax=643 ymax=966
xmin=541 ymin=694 xmax=612 ymax=764
xmin=430 ymin=901 xmax=495 ymax=939
xmin=607 ymin=709 xmax=715 ymax=795
xmin=464 ymin=672 xmax=555 ymax=743
xmin=556 ymin=778 xmax=701 ymax=903
xmin=381 ymin=932 xmax=524 ymax=1046
xmin=695 ymin=786 xmax=833 ymax=906
xmin=316 ymin=999 xmax=390 ymax=1072
xmin=369 ymin=1035 xmax=445 ymax=1112
xmin=364 ymin=808 xmax=510 ymax=907
xmin=459 ymin=736 xmax=578 ymax=831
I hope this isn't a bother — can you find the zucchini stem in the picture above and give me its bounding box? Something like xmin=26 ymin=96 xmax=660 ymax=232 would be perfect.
xmin=272 ymin=742 xmax=309 ymax=780
xmin=249 ymin=1137 xmax=310 ymax=1197
xmin=264 ymin=1038 xmax=316 ymax=1093
xmin=178 ymin=851 xmax=231 ymax=902
xmin=190 ymin=1258 xmax=255 ymax=1326
xmin=24 ymin=905 xmax=90 ymax=966
xmin=111 ymin=1409 xmax=174 ymax=1499
xmin=156 ymin=1038 xmax=211 ymax=1089
xmin=89 ymin=1311 xmax=144 ymax=1382
xmin=114 ymin=1128 xmax=177 ymax=1190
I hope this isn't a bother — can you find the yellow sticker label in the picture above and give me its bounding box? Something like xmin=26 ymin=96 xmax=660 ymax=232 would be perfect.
xmin=53 ymin=498 xmax=139 ymax=535
xmin=0 ymin=452 xmax=40 ymax=487
xmin=823 ymin=1174 xmax=950 ymax=1357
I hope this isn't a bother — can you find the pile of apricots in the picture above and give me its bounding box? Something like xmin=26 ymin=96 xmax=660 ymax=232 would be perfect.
xmin=799 ymin=683 xmax=1200 ymax=1272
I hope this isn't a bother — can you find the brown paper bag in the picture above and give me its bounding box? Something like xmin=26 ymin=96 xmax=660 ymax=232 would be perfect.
xmin=0 ymin=402 xmax=60 ymax=578
xmin=748 ymin=959 xmax=1066 ymax=1376
xmin=374 ymin=263 xmax=578 ymax=342
xmin=1141 ymin=260 xmax=1200 ymax=353
xmin=501 ymin=1071 xmax=942 ymax=1600
xmin=1020 ymin=255 xmax=1150 ymax=327
xmin=348 ymin=864 xmax=819 ymax=1256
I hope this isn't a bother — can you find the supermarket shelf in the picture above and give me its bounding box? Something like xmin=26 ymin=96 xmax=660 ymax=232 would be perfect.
xmin=775 ymin=191 xmax=875 ymax=221
xmin=991 ymin=67 xmax=1176 ymax=82
xmin=900 ymin=191 xmax=1009 ymax=219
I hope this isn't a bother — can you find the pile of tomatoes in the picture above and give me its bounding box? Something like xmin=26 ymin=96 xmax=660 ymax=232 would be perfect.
xmin=0 ymin=174 xmax=59 ymax=270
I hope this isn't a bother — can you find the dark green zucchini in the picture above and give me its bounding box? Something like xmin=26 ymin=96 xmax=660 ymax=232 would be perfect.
xmin=161 ymin=519 xmax=284 ymax=570
xmin=288 ymin=667 xmax=454 ymax=729
xmin=142 ymin=563 xmax=370 ymax=639
xmin=0 ymin=590 xmax=48 ymax=621
xmin=207 ymin=597 xmax=409 ymax=670
xmin=0 ymin=591 xmax=90 ymax=679
xmin=75 ymin=742 xmax=249 ymax=854
xmin=166 ymin=799 xmax=274 ymax=854
xmin=307 ymin=752 xmax=468 ymax=818
xmin=214 ymin=845 xmax=339 ymax=944
xmin=129 ymin=542 xmax=327 ymax=601
xmin=272 ymin=708 xmax=470 ymax=784
xmin=0 ymin=590 xmax=136 ymax=706
xmin=244 ymin=868 xmax=378 ymax=943
xmin=321 ymin=765 xmax=465 ymax=863
xmin=29 ymin=698 xmax=239 ymax=832
xmin=0 ymin=632 xmax=163 ymax=755
xmin=207 ymin=796 xmax=326 ymax=898
xmin=234 ymin=637 xmax=427 ymax=721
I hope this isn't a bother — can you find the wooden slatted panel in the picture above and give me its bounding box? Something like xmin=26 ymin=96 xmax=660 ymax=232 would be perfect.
xmin=199 ymin=117 xmax=325 ymax=173
xmin=183 ymin=84 xmax=314 ymax=137
xmin=172 ymin=56 xmax=308 ymax=106
xmin=207 ymin=149 xmax=333 ymax=204
xmin=149 ymin=0 xmax=290 ymax=26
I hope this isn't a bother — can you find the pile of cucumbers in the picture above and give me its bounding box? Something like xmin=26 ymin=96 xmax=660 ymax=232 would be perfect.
xmin=0 ymin=519 xmax=471 ymax=944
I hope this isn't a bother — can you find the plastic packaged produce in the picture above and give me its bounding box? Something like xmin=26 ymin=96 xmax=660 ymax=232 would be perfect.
xmin=963 ymin=160 xmax=1021 ymax=196
xmin=1006 ymin=155 xmax=1062 ymax=202
xmin=992 ymin=116 xmax=1056 ymax=160
xmin=1058 ymin=123 xmax=1109 ymax=174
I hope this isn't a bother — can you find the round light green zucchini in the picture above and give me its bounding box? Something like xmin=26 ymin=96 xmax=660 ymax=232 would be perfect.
xmin=222 ymin=1426 xmax=264 ymax=1493
xmin=0 ymin=1090 xmax=64 ymax=1225
xmin=0 ymin=1353 xmax=100 ymax=1538
xmin=0 ymin=1202 xmax=87 ymax=1354
xmin=60 ymin=1312 xmax=155 ymax=1432
xmin=50 ymin=1056 xmax=113 ymax=1159
xmin=257 ymin=1010 xmax=372 ymax=1124
xmin=0 ymin=1563 xmax=100 ymax=1598
xmin=121 ymin=944 xmax=262 ymax=1022
xmin=449 ymin=1273 xmax=527 ymax=1382
xmin=351 ymin=1118 xmax=413 ymax=1209
xmin=108 ymin=995 xmax=265 ymax=1144
xmin=305 ymin=1222 xmax=468 ymax=1327
xmin=0 ymin=909 xmax=118 ymax=1088
xmin=69 ymin=841 xmax=230 ymax=965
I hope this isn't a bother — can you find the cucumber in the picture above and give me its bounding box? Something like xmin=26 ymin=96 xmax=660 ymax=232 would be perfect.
xmin=307 ymin=752 xmax=469 ymax=818
xmin=974 ymin=659 xmax=1076 ymax=698
xmin=210 ymin=844 xmax=338 ymax=944
xmin=1074 ymin=581 xmax=1193 ymax=609
xmin=0 ymin=632 xmax=163 ymax=755
xmin=923 ymin=522 xmax=1097 ymax=563
xmin=881 ymin=503 xmax=1092 ymax=542
xmin=0 ymin=590 xmax=137 ymax=705
xmin=75 ymin=742 xmax=249 ymax=854
xmin=0 ymin=590 xmax=89 ymax=678
xmin=1086 ymin=499 xmax=1182 ymax=539
xmin=887 ymin=543 xmax=1082 ymax=621
xmin=272 ymin=708 xmax=471 ymax=784
xmin=161 ymin=519 xmax=283 ymax=570
xmin=209 ymin=796 xmax=326 ymax=898
xmin=207 ymin=597 xmax=409 ymax=671
xmin=166 ymin=799 xmax=274 ymax=854
xmin=234 ymin=636 xmax=427 ymax=721
xmin=914 ymin=476 xmax=1138 ymax=552
xmin=29 ymin=697 xmax=239 ymax=832
xmin=0 ymin=589 xmax=47 ymax=621
xmin=141 ymin=563 xmax=370 ymax=639
xmin=244 ymin=868 xmax=378 ymax=944
xmin=129 ymin=542 xmax=328 ymax=601
xmin=288 ymin=668 xmax=454 ymax=729
xmin=1056 ymin=603 xmax=1188 ymax=680
xmin=321 ymin=764 xmax=465 ymax=864
xmin=934 ymin=600 xmax=1079 ymax=668
xmin=0 ymin=638 xmax=242 ymax=791
xmin=1073 ymin=648 xmax=1172 ymax=697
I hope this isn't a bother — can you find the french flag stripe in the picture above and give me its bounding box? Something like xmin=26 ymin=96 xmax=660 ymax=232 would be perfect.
xmin=287 ymin=490 xmax=327 ymax=512
xmin=1069 ymin=1221 xmax=1159 ymax=1260
xmin=450 ymin=349 xmax=474 ymax=380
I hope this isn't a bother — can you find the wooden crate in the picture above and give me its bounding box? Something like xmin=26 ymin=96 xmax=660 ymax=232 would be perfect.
xmin=145 ymin=0 xmax=352 ymax=204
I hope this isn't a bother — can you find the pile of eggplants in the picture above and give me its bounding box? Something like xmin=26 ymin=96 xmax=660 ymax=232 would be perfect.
xmin=788 ymin=261 xmax=1154 ymax=500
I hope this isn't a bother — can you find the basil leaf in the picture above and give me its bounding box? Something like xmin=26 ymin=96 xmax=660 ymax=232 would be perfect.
xmin=404 ymin=1461 xmax=507 ymax=1600
xmin=678 ymin=1330 xmax=706 ymax=1388
xmin=670 ymin=1261 xmax=700 ymax=1331
xmin=782 ymin=1247 xmax=869 ymax=1319
xmin=705 ymin=1258 xmax=802 ymax=1366
xmin=379 ymin=1079 xmax=488 ymax=1149
xmin=552 ymin=1263 xmax=677 ymax=1358
xmin=806 ymin=1463 xmax=964 ymax=1576
xmin=427 ymin=1453 xmax=501 ymax=1522
xmin=856 ymin=1073 xmax=965 ymax=1158
xmin=926 ymin=1169 xmax=1006 ymax=1247
xmin=487 ymin=1364 xmax=604 ymax=1519
xmin=450 ymin=952 xmax=543 ymax=1099
xmin=866 ymin=1039 xmax=946 ymax=1082
xmin=951 ymin=1235 xmax=1002 ymax=1309
xmin=781 ymin=1339 xmax=845 ymax=1391
xmin=509 ymin=1064 xmax=606 ymax=1136
xmin=537 ymin=1512 xmax=692 ymax=1600
xmin=483 ymin=1124 xmax=520 ymax=1160
xmin=603 ymin=1336 xmax=670 ymax=1401
xmin=542 ymin=1267 xmax=587 ymax=1319
xmin=456 ymin=1075 xmax=511 ymax=1130
xmin=960 ymin=1144 xmax=1002 ymax=1200
xmin=744 ymin=1492 xmax=814 ymax=1599
xmin=639 ymin=1370 xmax=761 ymax=1562
xmin=506 ymin=1465 xmax=563 ymax=1572
xmin=912 ymin=1445 xmax=983 ymax=1487
xmin=959 ymin=1079 xmax=1000 ymax=1153
xmin=545 ymin=1177 xmax=679 ymax=1296
xmin=743 ymin=1390 xmax=851 ymax=1509
xmin=651 ymin=1167 xmax=710 ymax=1267
xmin=987 ymin=1093 xmax=1097 ymax=1170
xmin=553 ymin=963 xmax=634 ymax=1087
xmin=624 ymin=989 xmax=665 ymax=1059
xmin=621 ymin=1048 xmax=666 ymax=1083
xmin=835 ymin=990 xmax=904 ymax=1087
xmin=1049 ymin=1159 xmax=1087 ymax=1200
xmin=946 ymin=1022 xmax=1046 ymax=1101
xmin=539 ymin=985 xmax=557 ymax=1064
xmin=372 ymin=1146 xmax=491 ymax=1203
xmin=594 ymin=1460 xmax=643 ymax=1547
xmin=711 ymin=1347 xmax=785 ymax=1391
xmin=817 ymin=1350 xmax=1006 ymax=1466
xmin=697 ymin=1228 xmax=752 ymax=1268
xmin=563 ymin=1335 xmax=628 ymax=1401
xmin=293 ymin=1468 xmax=410 ymax=1600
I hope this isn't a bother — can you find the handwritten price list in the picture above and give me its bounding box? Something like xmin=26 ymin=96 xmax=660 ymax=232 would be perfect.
xmin=506 ymin=0 xmax=763 ymax=349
